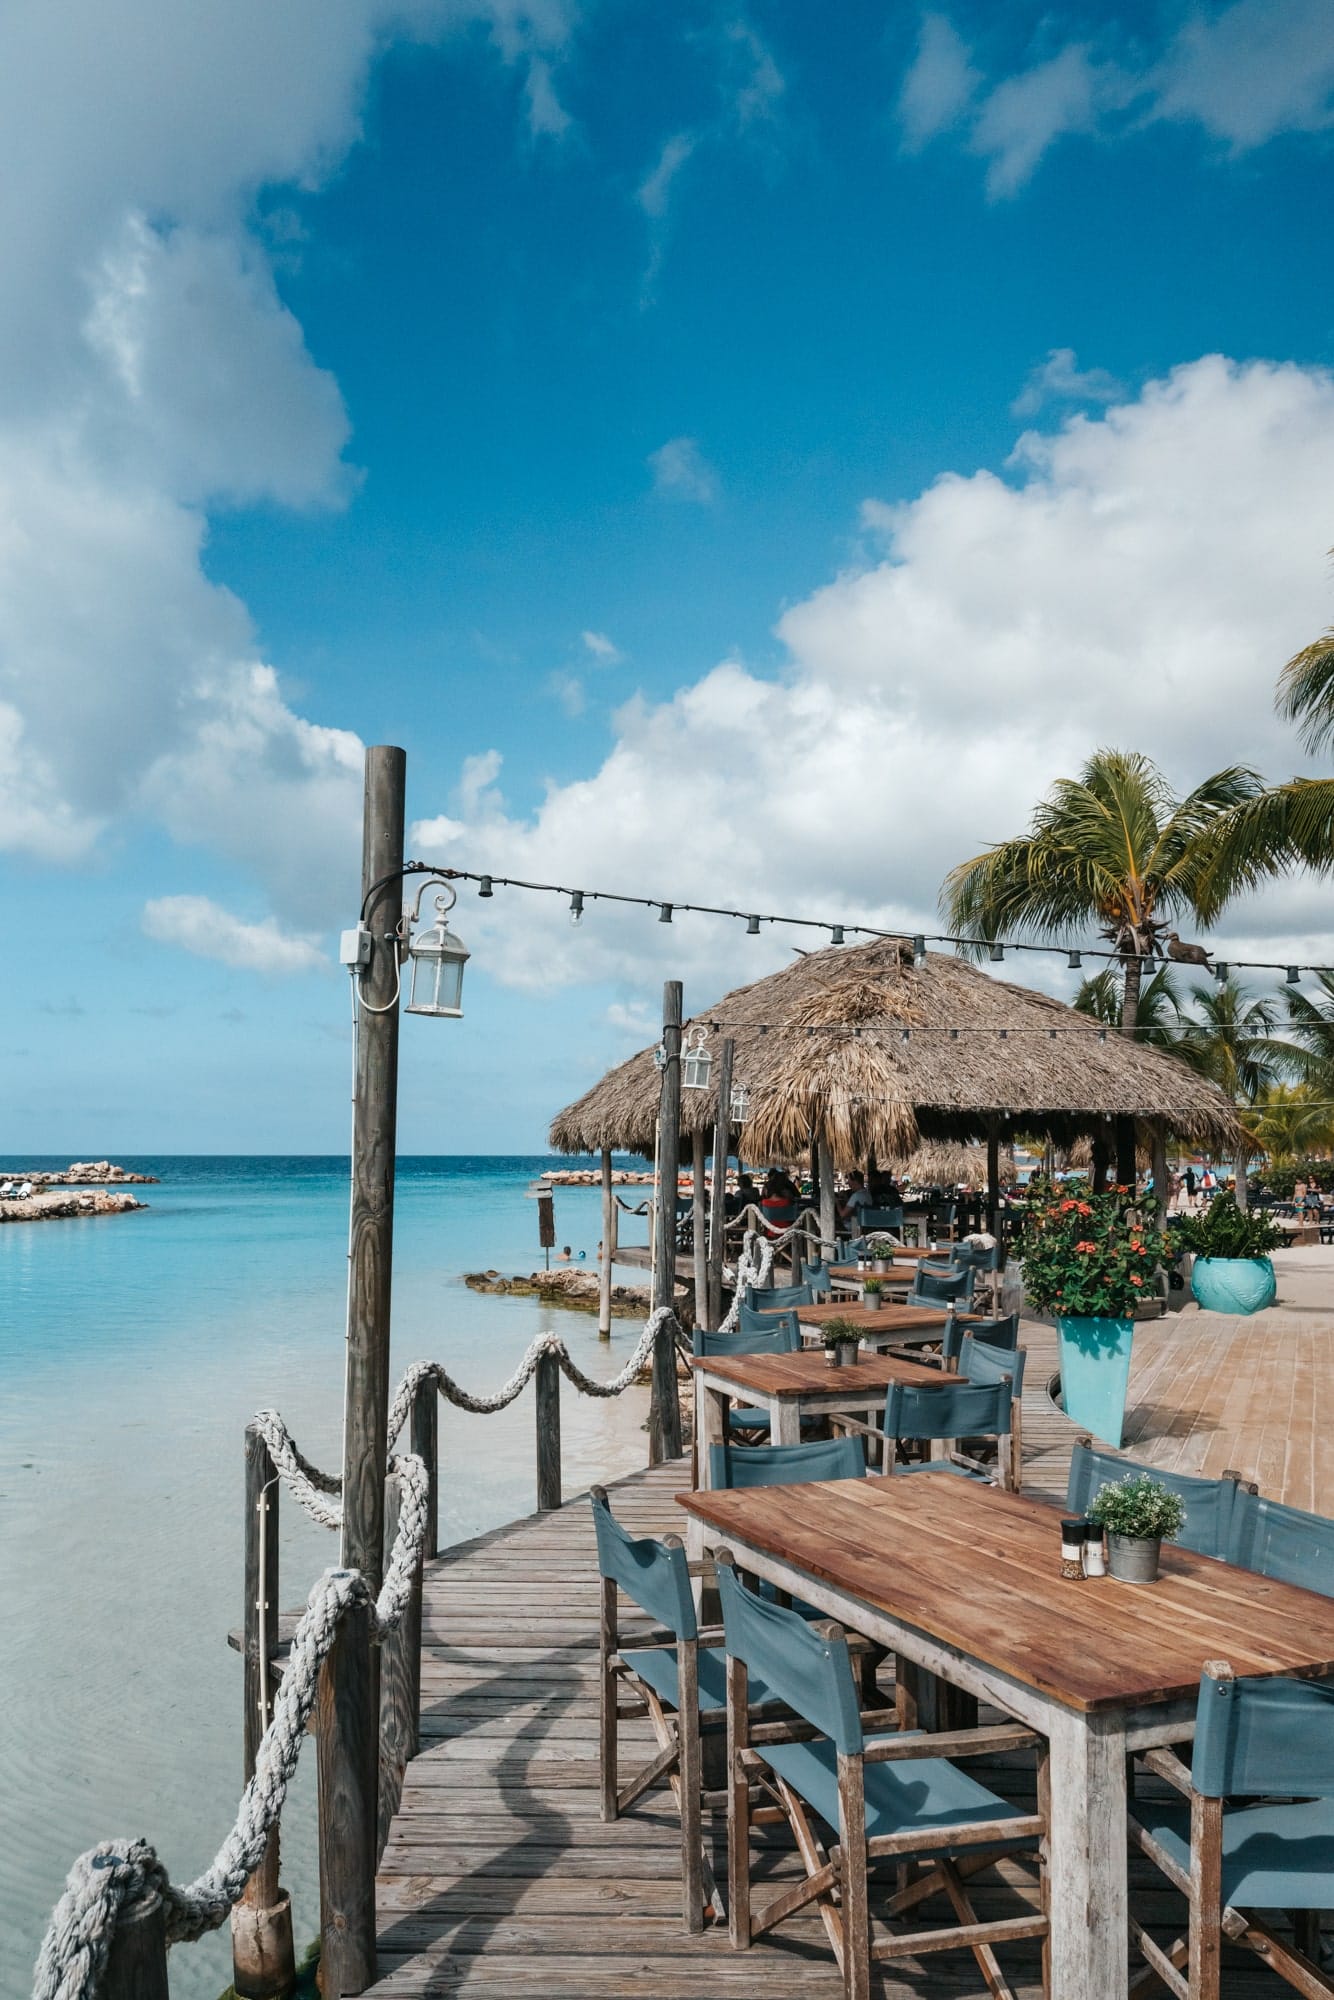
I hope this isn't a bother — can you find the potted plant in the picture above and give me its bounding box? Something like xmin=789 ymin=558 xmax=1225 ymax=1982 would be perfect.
xmin=1088 ymin=1472 xmax=1186 ymax=1583
xmin=1020 ymin=1181 xmax=1168 ymax=1448
xmin=820 ymin=1318 xmax=862 ymax=1366
xmin=1175 ymin=1193 xmax=1285 ymax=1315
xmin=865 ymin=1234 xmax=895 ymax=1274
xmin=861 ymin=1277 xmax=885 ymax=1311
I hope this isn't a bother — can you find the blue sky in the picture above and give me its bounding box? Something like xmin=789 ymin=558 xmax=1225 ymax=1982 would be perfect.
xmin=4 ymin=0 xmax=1334 ymax=1153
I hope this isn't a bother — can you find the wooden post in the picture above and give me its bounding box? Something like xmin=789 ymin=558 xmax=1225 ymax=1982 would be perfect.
xmin=986 ymin=1124 xmax=1001 ymax=1236
xmin=324 ymin=742 xmax=404 ymax=1999
xmin=598 ymin=1148 xmax=614 ymax=1339
xmin=535 ymin=1346 xmax=562 ymax=1510
xmin=317 ymin=1594 xmax=376 ymax=1997
xmin=102 ymin=1889 xmax=169 ymax=2000
xmin=1152 ymin=1126 xmax=1170 ymax=1231
xmin=706 ymin=1039 xmax=734 ymax=1330
xmin=691 ymin=1128 xmax=708 ymax=1331
xmin=377 ymin=1467 xmax=423 ymax=1852
xmin=817 ymin=1130 xmax=837 ymax=1262
xmin=232 ymin=1426 xmax=296 ymax=2000
xmin=410 ymin=1375 xmax=437 ymax=1565
xmin=650 ymin=980 xmax=684 ymax=1464
xmin=1115 ymin=1114 xmax=1138 ymax=1192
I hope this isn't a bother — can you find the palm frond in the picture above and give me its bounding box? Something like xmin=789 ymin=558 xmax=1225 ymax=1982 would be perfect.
xmin=1277 ymin=628 xmax=1334 ymax=755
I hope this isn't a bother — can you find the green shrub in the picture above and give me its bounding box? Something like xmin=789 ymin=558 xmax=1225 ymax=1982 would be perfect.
xmin=1020 ymin=1181 xmax=1167 ymax=1318
xmin=1175 ymin=1192 xmax=1286 ymax=1259
xmin=820 ymin=1317 xmax=861 ymax=1347
xmin=1089 ymin=1473 xmax=1186 ymax=1541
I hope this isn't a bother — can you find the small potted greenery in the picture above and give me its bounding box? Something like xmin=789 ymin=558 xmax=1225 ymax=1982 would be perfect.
xmin=861 ymin=1276 xmax=885 ymax=1310
xmin=820 ymin=1318 xmax=862 ymax=1366
xmin=1088 ymin=1472 xmax=1186 ymax=1583
xmin=865 ymin=1234 xmax=895 ymax=1273
xmin=1175 ymin=1192 xmax=1286 ymax=1315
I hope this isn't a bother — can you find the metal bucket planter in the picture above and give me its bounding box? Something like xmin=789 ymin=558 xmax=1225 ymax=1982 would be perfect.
xmin=1191 ymin=1256 xmax=1276 ymax=1316
xmin=1106 ymin=1533 xmax=1161 ymax=1583
xmin=832 ymin=1342 xmax=859 ymax=1367
xmin=871 ymin=1258 xmax=889 ymax=1274
xmin=1056 ymin=1315 xmax=1135 ymax=1449
xmin=864 ymin=1291 xmax=884 ymax=1311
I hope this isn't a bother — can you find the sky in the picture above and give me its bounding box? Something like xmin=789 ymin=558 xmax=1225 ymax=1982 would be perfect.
xmin=4 ymin=0 xmax=1334 ymax=1154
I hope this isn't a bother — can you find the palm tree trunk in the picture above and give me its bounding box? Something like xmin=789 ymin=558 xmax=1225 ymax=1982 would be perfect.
xmin=1234 ymin=1151 xmax=1248 ymax=1213
xmin=1120 ymin=950 xmax=1143 ymax=1039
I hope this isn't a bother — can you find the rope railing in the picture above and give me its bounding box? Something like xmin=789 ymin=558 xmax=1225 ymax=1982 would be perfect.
xmin=31 ymin=1310 xmax=680 ymax=2000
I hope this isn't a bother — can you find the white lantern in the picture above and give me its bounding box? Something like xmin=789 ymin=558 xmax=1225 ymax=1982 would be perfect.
xmin=730 ymin=1083 xmax=750 ymax=1123
xmin=405 ymin=886 xmax=469 ymax=1018
xmin=681 ymin=1027 xmax=713 ymax=1091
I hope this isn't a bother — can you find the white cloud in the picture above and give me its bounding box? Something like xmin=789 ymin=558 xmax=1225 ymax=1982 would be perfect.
xmin=637 ymin=132 xmax=697 ymax=219
xmin=648 ymin=435 xmax=718 ymax=503
xmin=1012 ymin=347 xmax=1123 ymax=417
xmin=581 ymin=629 xmax=623 ymax=664
xmin=898 ymin=13 xmax=981 ymax=151
xmin=900 ymin=0 xmax=1334 ymax=192
xmin=723 ymin=19 xmax=786 ymax=129
xmin=548 ymin=670 xmax=586 ymax=716
xmin=409 ymin=357 xmax=1334 ymax=1009
xmin=142 ymin=894 xmax=328 ymax=974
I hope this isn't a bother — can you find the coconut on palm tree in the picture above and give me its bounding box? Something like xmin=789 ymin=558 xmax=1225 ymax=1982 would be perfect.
xmin=942 ymin=750 xmax=1271 ymax=1035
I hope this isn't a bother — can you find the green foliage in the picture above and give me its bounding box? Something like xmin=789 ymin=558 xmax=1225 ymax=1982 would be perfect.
xmin=860 ymin=1277 xmax=883 ymax=1295
xmin=864 ymin=1234 xmax=896 ymax=1253
xmin=1255 ymin=1158 xmax=1334 ymax=1200
xmin=1175 ymin=1191 xmax=1286 ymax=1259
xmin=1089 ymin=1472 xmax=1187 ymax=1542
xmin=1073 ymin=964 xmax=1185 ymax=1051
xmin=1020 ymin=1180 xmax=1167 ymax=1318
xmin=1278 ymin=629 xmax=1334 ymax=756
xmin=820 ymin=1316 xmax=861 ymax=1346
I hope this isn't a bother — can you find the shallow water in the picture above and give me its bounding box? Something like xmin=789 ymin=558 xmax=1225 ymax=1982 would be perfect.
xmin=0 ymin=1156 xmax=652 ymax=1999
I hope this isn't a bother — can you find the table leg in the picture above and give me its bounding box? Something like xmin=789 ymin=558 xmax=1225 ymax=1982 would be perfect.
xmin=697 ymin=1384 xmax=728 ymax=1489
xmin=1045 ymin=1706 xmax=1128 ymax=2000
xmin=770 ymin=1396 xmax=800 ymax=1447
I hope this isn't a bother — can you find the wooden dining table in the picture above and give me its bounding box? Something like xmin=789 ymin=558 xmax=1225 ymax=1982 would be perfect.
xmin=790 ymin=1298 xmax=959 ymax=1351
xmin=677 ymin=1471 xmax=1334 ymax=2000
xmin=690 ymin=1348 xmax=964 ymax=1488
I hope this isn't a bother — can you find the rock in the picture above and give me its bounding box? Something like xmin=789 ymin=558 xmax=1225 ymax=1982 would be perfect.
xmin=0 ymin=1189 xmax=146 ymax=1224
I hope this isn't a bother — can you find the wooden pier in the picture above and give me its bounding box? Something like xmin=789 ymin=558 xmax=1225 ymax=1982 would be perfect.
xmin=364 ymin=1297 xmax=1330 ymax=1999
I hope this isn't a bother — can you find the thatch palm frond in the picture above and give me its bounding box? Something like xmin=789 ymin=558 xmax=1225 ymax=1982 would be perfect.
xmin=1277 ymin=627 xmax=1334 ymax=755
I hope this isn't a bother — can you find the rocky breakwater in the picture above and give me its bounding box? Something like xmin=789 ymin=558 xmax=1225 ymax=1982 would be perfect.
xmin=25 ymin=1159 xmax=158 ymax=1186
xmin=466 ymin=1267 xmax=684 ymax=1320
xmin=0 ymin=1187 xmax=146 ymax=1224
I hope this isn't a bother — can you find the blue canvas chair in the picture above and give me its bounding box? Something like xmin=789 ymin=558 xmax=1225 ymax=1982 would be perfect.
xmin=708 ymin=1435 xmax=866 ymax=1490
xmin=1127 ymin=1663 xmax=1334 ymax=1999
xmin=1066 ymin=1437 xmax=1250 ymax=1559
xmin=1226 ymin=1489 xmax=1334 ymax=1597
xmin=904 ymin=1264 xmax=976 ymax=1312
xmin=694 ymin=1321 xmax=799 ymax=1441
xmin=882 ymin=1377 xmax=1017 ymax=1490
xmin=858 ymin=1205 xmax=904 ymax=1234
xmin=744 ymin=1281 xmax=813 ymax=1312
xmin=958 ymin=1334 xmax=1026 ymax=1469
xmin=939 ymin=1308 xmax=1018 ymax=1367
xmin=800 ymin=1258 xmax=833 ymax=1299
xmin=735 ymin=1299 xmax=800 ymax=1341
xmin=716 ymin=1555 xmax=1048 ymax=1996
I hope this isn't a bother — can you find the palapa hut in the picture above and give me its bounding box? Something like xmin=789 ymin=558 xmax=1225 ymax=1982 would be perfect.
xmin=896 ymin=1142 xmax=1018 ymax=1188
xmin=550 ymin=938 xmax=1241 ymax=1232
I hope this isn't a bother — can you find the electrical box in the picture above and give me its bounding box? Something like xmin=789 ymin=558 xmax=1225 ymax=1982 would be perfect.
xmin=340 ymin=926 xmax=372 ymax=968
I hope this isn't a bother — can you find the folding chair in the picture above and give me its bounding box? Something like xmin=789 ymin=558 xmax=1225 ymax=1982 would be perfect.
xmin=1066 ymin=1437 xmax=1251 ymax=1559
xmin=1128 ymin=1662 xmax=1334 ymax=1999
xmin=717 ymin=1555 xmax=1048 ymax=2000
xmin=904 ymin=1264 xmax=976 ymax=1313
xmin=801 ymin=1258 xmax=833 ymax=1299
xmin=694 ymin=1321 xmax=799 ymax=1444
xmin=745 ymin=1281 xmax=814 ymax=1311
xmin=881 ymin=1377 xmax=1017 ymax=1489
xmin=735 ymin=1300 xmax=800 ymax=1340
xmin=1226 ymin=1488 xmax=1334 ymax=1595
xmin=958 ymin=1334 xmax=1026 ymax=1469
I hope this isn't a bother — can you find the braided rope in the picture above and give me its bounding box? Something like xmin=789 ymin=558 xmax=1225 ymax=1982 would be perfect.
xmin=250 ymin=1408 xmax=343 ymax=1528
xmin=718 ymin=1228 xmax=774 ymax=1331
xmin=386 ymin=1312 xmax=667 ymax=1440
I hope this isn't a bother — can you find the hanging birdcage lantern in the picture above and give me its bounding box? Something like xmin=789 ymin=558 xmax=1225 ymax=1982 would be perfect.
xmin=681 ymin=1026 xmax=713 ymax=1091
xmin=404 ymin=882 xmax=470 ymax=1018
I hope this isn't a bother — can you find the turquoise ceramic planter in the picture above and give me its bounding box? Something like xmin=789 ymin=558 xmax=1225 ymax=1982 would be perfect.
xmin=1057 ymin=1315 xmax=1135 ymax=1448
xmin=1191 ymin=1256 xmax=1276 ymax=1316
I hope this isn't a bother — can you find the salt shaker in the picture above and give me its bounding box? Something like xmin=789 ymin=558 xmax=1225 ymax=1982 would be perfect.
xmin=1082 ymin=1520 xmax=1107 ymax=1577
xmin=1060 ymin=1518 xmax=1085 ymax=1580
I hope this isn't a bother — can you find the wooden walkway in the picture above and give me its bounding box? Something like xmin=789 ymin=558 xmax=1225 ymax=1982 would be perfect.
xmin=368 ymin=1294 xmax=1331 ymax=1997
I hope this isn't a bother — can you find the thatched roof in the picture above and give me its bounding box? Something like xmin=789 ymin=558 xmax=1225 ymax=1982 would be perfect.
xmin=896 ymin=1143 xmax=1018 ymax=1186
xmin=549 ymin=937 xmax=1242 ymax=1168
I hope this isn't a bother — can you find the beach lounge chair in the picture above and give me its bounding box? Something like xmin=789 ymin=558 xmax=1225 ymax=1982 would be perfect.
xmin=1066 ymin=1438 xmax=1250 ymax=1559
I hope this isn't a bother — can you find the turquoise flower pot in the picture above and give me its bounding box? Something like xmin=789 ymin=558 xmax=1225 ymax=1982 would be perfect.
xmin=1191 ymin=1256 xmax=1276 ymax=1316
xmin=1057 ymin=1314 xmax=1135 ymax=1448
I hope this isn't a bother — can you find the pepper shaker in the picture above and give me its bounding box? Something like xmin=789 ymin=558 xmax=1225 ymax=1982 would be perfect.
xmin=1082 ymin=1519 xmax=1107 ymax=1577
xmin=1060 ymin=1517 xmax=1085 ymax=1580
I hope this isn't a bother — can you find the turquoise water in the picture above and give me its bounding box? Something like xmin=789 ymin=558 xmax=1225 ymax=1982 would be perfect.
xmin=0 ymin=1157 xmax=653 ymax=1999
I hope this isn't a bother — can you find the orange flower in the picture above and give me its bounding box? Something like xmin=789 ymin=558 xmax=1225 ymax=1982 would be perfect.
xmin=1077 ymin=1201 xmax=1092 ymax=1215
xmin=1059 ymin=1199 xmax=1076 ymax=1212
xmin=1130 ymin=1274 xmax=1143 ymax=1287
xmin=1074 ymin=1240 xmax=1097 ymax=1252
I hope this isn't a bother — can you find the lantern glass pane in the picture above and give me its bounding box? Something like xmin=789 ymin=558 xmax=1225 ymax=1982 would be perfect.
xmin=405 ymin=924 xmax=468 ymax=1018
xmin=682 ymin=1048 xmax=712 ymax=1090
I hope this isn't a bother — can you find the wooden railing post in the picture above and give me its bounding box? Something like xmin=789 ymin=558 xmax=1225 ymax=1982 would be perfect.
xmin=649 ymin=1315 xmax=682 ymax=1467
xmin=317 ymin=1595 xmax=377 ymax=1999
xmin=377 ymin=1468 xmax=423 ymax=1853
xmin=535 ymin=1347 xmax=562 ymax=1511
xmin=410 ymin=1375 xmax=438 ymax=1564
xmin=103 ymin=1888 xmax=169 ymax=2000
xmin=232 ymin=1426 xmax=296 ymax=1999
xmin=650 ymin=980 xmax=684 ymax=1464
xmin=598 ymin=1148 xmax=614 ymax=1339
xmin=706 ymin=1039 xmax=734 ymax=1331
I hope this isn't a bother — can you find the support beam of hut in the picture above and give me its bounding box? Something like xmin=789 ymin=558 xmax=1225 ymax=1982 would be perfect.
xmin=650 ymin=981 xmax=683 ymax=1463
xmin=706 ymin=1039 xmax=734 ymax=1330
xmin=986 ymin=1124 xmax=1000 ymax=1235
xmin=817 ymin=1130 xmax=837 ymax=1262
xmin=1115 ymin=1115 xmax=1138 ymax=1192
xmin=691 ymin=1129 xmax=707 ymax=1330
xmin=597 ymin=1148 xmax=613 ymax=1339
xmin=1152 ymin=1127 xmax=1169 ymax=1233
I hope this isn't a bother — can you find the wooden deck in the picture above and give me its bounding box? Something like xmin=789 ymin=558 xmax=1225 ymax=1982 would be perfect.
xmin=368 ymin=1291 xmax=1332 ymax=1997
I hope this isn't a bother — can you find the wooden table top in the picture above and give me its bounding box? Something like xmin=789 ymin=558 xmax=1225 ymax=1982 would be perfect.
xmin=792 ymin=1301 xmax=951 ymax=1332
xmin=689 ymin=1350 xmax=962 ymax=1396
xmin=677 ymin=1475 xmax=1334 ymax=1713
xmin=831 ymin=1252 xmax=940 ymax=1272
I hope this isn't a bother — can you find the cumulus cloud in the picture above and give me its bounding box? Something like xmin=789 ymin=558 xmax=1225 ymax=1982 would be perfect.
xmin=410 ymin=357 xmax=1334 ymax=1007
xmin=582 ymin=629 xmax=623 ymax=664
xmin=898 ymin=0 xmax=1334 ymax=193
xmin=0 ymin=0 xmax=579 ymax=956
xmin=1012 ymin=347 xmax=1123 ymax=417
xmin=649 ymin=435 xmax=719 ymax=503
xmin=142 ymin=895 xmax=328 ymax=974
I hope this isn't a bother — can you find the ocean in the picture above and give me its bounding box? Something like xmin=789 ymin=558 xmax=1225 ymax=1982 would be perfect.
xmin=0 ymin=1156 xmax=654 ymax=2000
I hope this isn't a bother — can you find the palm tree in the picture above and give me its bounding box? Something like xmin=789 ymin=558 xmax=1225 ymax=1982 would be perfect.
xmin=1246 ymin=1084 xmax=1334 ymax=1166
xmin=1277 ymin=620 xmax=1334 ymax=754
xmin=1072 ymin=965 xmax=1185 ymax=1051
xmin=1173 ymin=978 xmax=1296 ymax=1204
xmin=941 ymin=750 xmax=1271 ymax=1035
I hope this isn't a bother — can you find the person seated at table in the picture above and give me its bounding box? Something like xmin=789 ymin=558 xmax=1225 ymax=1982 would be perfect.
xmin=869 ymin=1169 xmax=903 ymax=1209
xmin=727 ymin=1172 xmax=759 ymax=1217
xmin=838 ymin=1170 xmax=871 ymax=1227
xmin=761 ymin=1168 xmax=798 ymax=1210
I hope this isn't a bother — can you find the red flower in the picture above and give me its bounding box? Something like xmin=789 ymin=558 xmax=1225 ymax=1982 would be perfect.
xmin=1059 ymin=1199 xmax=1076 ymax=1212
xmin=1077 ymin=1201 xmax=1092 ymax=1216
xmin=1130 ymin=1274 xmax=1143 ymax=1287
xmin=1074 ymin=1240 xmax=1097 ymax=1252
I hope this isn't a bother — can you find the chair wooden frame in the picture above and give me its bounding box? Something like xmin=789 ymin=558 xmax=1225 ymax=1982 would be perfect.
xmin=719 ymin=1555 xmax=1049 ymax=2000
xmin=834 ymin=1377 xmax=1019 ymax=1492
xmin=1126 ymin=1660 xmax=1334 ymax=2000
